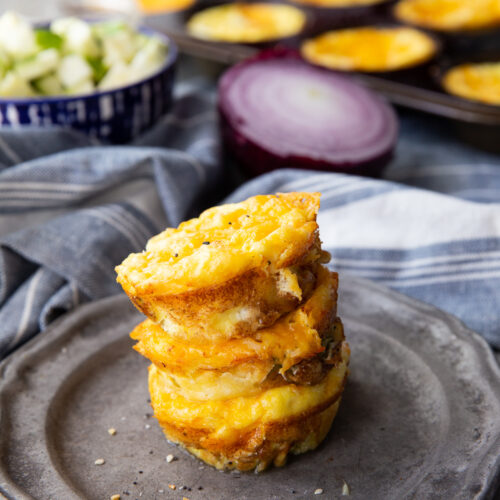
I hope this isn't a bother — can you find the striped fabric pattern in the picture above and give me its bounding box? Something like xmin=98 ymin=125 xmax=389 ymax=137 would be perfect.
xmin=0 ymin=90 xmax=220 ymax=358
xmin=226 ymin=168 xmax=500 ymax=349
xmin=1 ymin=87 xmax=500 ymax=359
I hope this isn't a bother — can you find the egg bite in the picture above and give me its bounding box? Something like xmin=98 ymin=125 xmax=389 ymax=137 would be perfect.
xmin=393 ymin=0 xmax=500 ymax=33
xmin=442 ymin=62 xmax=500 ymax=106
xmin=149 ymin=340 xmax=350 ymax=472
xmin=186 ymin=3 xmax=307 ymax=44
xmin=137 ymin=0 xmax=195 ymax=13
xmin=131 ymin=265 xmax=342 ymax=400
xmin=116 ymin=192 xmax=329 ymax=342
xmin=301 ymin=26 xmax=437 ymax=73
xmin=117 ymin=192 xmax=349 ymax=472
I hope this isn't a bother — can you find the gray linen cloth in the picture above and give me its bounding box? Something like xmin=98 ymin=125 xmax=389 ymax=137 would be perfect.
xmin=0 ymin=90 xmax=220 ymax=358
xmin=1 ymin=91 xmax=500 ymax=358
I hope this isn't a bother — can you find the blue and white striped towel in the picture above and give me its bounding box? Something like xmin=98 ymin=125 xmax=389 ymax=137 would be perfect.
xmin=0 ymin=91 xmax=500 ymax=359
xmin=0 ymin=90 xmax=220 ymax=359
xmin=226 ymin=166 xmax=500 ymax=349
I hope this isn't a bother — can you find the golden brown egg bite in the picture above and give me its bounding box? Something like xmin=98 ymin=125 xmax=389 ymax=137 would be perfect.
xmin=442 ymin=62 xmax=500 ymax=106
xmin=131 ymin=266 xmax=342 ymax=400
xmin=301 ymin=26 xmax=438 ymax=72
xmin=186 ymin=3 xmax=307 ymax=44
xmin=116 ymin=192 xmax=328 ymax=342
xmin=117 ymin=193 xmax=349 ymax=472
xmin=149 ymin=341 xmax=350 ymax=472
xmin=137 ymin=0 xmax=195 ymax=13
xmin=394 ymin=0 xmax=500 ymax=33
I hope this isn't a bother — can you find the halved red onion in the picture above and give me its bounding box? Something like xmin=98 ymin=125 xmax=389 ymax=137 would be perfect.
xmin=218 ymin=49 xmax=398 ymax=176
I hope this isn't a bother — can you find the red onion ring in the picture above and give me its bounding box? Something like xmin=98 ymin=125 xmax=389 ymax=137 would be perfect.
xmin=218 ymin=50 xmax=398 ymax=176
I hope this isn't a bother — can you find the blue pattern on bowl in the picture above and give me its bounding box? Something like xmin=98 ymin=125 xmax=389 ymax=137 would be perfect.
xmin=0 ymin=29 xmax=177 ymax=143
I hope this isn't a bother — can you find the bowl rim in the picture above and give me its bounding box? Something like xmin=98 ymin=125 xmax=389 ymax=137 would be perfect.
xmin=0 ymin=23 xmax=178 ymax=105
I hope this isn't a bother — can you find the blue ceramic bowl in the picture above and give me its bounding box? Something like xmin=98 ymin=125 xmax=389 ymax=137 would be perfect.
xmin=0 ymin=27 xmax=177 ymax=143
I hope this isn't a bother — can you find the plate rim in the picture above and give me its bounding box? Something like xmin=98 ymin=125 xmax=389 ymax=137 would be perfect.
xmin=0 ymin=277 xmax=499 ymax=499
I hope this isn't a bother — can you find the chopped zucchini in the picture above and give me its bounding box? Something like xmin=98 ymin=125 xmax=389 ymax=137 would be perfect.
xmin=66 ymin=78 xmax=95 ymax=96
xmin=16 ymin=49 xmax=60 ymax=81
xmin=0 ymin=12 xmax=169 ymax=98
xmin=51 ymin=17 xmax=100 ymax=58
xmin=0 ymin=11 xmax=37 ymax=60
xmin=87 ymin=56 xmax=109 ymax=84
xmin=0 ymin=71 xmax=35 ymax=97
xmin=35 ymin=30 xmax=63 ymax=51
xmin=33 ymin=73 xmax=63 ymax=96
xmin=58 ymin=54 xmax=92 ymax=89
xmin=130 ymin=37 xmax=167 ymax=79
xmin=0 ymin=50 xmax=11 ymax=79
xmin=102 ymin=30 xmax=140 ymax=66
xmin=99 ymin=62 xmax=130 ymax=91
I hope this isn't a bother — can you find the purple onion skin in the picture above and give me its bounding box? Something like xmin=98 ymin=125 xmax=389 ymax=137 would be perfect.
xmin=219 ymin=108 xmax=393 ymax=178
xmin=218 ymin=48 xmax=398 ymax=178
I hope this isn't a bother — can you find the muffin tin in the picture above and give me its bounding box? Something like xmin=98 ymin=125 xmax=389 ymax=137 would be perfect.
xmin=141 ymin=0 xmax=500 ymax=150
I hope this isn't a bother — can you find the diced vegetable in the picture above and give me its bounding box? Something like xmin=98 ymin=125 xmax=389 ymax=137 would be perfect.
xmin=0 ymin=12 xmax=168 ymax=98
xmin=101 ymin=26 xmax=139 ymax=66
xmin=0 ymin=12 xmax=37 ymax=59
xmin=16 ymin=49 xmax=60 ymax=81
xmin=87 ymin=57 xmax=108 ymax=84
xmin=99 ymin=62 xmax=130 ymax=91
xmin=92 ymin=20 xmax=131 ymax=38
xmin=0 ymin=71 xmax=35 ymax=97
xmin=35 ymin=30 xmax=63 ymax=51
xmin=51 ymin=17 xmax=100 ymax=58
xmin=0 ymin=50 xmax=11 ymax=79
xmin=130 ymin=38 xmax=167 ymax=80
xmin=57 ymin=54 xmax=93 ymax=89
xmin=33 ymin=73 xmax=63 ymax=96
xmin=66 ymin=79 xmax=95 ymax=96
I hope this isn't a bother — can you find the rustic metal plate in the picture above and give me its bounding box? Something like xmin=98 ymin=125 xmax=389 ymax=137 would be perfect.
xmin=1 ymin=277 xmax=499 ymax=500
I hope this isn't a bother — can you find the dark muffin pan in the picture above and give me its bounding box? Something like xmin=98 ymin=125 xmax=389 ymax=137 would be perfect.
xmin=145 ymin=0 xmax=500 ymax=135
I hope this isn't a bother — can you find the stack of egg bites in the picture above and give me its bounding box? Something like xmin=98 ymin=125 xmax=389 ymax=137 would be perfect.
xmin=116 ymin=192 xmax=350 ymax=472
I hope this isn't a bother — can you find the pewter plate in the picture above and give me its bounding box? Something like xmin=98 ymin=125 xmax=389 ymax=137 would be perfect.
xmin=1 ymin=277 xmax=499 ymax=500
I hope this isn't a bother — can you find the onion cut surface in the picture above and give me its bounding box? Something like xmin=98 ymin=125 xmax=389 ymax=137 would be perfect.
xmin=218 ymin=50 xmax=398 ymax=176
xmin=186 ymin=3 xmax=306 ymax=44
xmin=301 ymin=27 xmax=437 ymax=73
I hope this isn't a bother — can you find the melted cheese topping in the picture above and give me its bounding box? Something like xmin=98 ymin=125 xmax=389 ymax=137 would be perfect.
xmin=116 ymin=192 xmax=320 ymax=296
xmin=137 ymin=0 xmax=194 ymax=12
xmin=443 ymin=62 xmax=500 ymax=105
xmin=394 ymin=0 xmax=500 ymax=32
xmin=301 ymin=26 xmax=437 ymax=72
xmin=132 ymin=265 xmax=337 ymax=373
xmin=186 ymin=3 xmax=306 ymax=43
xmin=291 ymin=0 xmax=385 ymax=7
xmin=150 ymin=342 xmax=350 ymax=433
